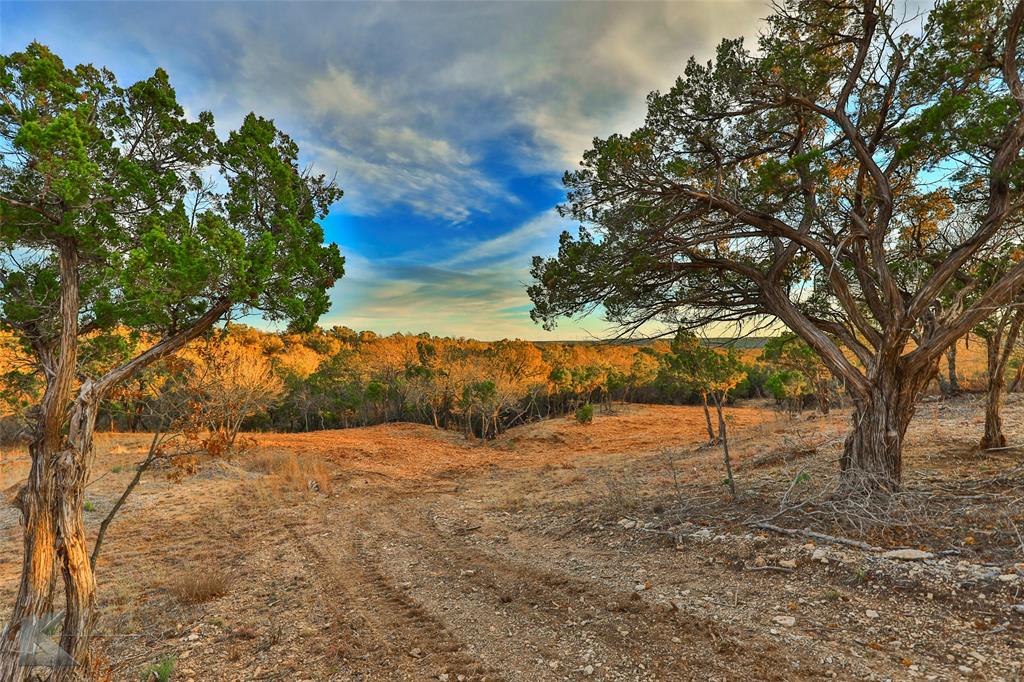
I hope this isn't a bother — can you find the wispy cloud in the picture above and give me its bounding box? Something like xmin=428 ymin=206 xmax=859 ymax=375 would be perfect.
xmin=442 ymin=210 xmax=566 ymax=268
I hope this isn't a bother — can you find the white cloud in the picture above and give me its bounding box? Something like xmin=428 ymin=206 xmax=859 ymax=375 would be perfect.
xmin=443 ymin=210 xmax=566 ymax=268
xmin=307 ymin=66 xmax=380 ymax=118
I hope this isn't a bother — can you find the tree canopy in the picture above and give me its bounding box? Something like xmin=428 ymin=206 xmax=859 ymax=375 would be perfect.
xmin=0 ymin=43 xmax=344 ymax=356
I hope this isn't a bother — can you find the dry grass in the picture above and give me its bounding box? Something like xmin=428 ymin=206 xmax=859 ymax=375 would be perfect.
xmin=168 ymin=565 xmax=230 ymax=605
xmin=244 ymin=449 xmax=332 ymax=494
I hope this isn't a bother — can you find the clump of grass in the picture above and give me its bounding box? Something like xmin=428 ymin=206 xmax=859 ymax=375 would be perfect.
xmin=141 ymin=655 xmax=176 ymax=682
xmin=83 ymin=500 xmax=96 ymax=512
xmin=245 ymin=450 xmax=331 ymax=494
xmin=169 ymin=566 xmax=230 ymax=604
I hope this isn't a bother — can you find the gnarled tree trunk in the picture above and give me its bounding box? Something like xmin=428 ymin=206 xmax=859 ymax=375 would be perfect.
xmin=981 ymin=310 xmax=1023 ymax=450
xmin=841 ymin=364 xmax=933 ymax=491
xmin=0 ymin=444 xmax=59 ymax=682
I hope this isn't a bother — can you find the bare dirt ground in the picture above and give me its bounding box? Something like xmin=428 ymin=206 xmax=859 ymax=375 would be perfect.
xmin=2 ymin=399 xmax=1024 ymax=681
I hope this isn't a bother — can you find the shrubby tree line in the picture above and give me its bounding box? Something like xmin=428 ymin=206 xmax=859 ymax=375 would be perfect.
xmin=2 ymin=325 xmax=824 ymax=446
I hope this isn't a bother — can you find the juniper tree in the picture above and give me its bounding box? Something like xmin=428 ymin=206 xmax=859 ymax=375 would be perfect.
xmin=662 ymin=332 xmax=745 ymax=497
xmin=530 ymin=0 xmax=1024 ymax=491
xmin=0 ymin=44 xmax=343 ymax=680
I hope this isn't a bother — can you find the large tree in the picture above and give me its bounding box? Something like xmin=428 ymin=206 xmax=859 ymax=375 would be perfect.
xmin=529 ymin=0 xmax=1024 ymax=491
xmin=0 ymin=44 xmax=344 ymax=680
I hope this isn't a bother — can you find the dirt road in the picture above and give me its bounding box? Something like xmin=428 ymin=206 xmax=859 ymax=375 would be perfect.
xmin=2 ymin=403 xmax=1022 ymax=680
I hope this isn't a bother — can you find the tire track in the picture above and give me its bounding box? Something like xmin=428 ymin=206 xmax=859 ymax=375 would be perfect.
xmin=370 ymin=503 xmax=818 ymax=681
xmin=283 ymin=508 xmax=505 ymax=682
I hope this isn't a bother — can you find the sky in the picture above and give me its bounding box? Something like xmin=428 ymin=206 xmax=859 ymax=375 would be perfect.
xmin=0 ymin=0 xmax=771 ymax=340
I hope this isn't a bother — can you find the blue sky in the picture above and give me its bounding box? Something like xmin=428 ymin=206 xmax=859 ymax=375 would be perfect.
xmin=0 ymin=0 xmax=769 ymax=340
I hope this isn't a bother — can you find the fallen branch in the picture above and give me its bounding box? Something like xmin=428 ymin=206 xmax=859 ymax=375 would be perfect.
xmin=744 ymin=565 xmax=794 ymax=574
xmin=751 ymin=521 xmax=882 ymax=552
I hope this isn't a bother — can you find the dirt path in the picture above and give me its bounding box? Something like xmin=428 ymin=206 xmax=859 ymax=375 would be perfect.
xmin=3 ymin=403 xmax=1023 ymax=680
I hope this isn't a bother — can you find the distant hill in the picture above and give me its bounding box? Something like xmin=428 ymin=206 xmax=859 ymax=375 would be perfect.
xmin=533 ymin=336 xmax=772 ymax=348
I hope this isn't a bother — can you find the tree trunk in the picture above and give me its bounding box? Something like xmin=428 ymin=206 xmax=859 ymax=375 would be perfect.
xmin=700 ymin=393 xmax=717 ymax=444
xmin=49 ymin=397 xmax=101 ymax=681
xmin=982 ymin=377 xmax=1007 ymax=449
xmin=840 ymin=366 xmax=930 ymax=491
xmin=710 ymin=392 xmax=736 ymax=500
xmin=0 ymin=442 xmax=59 ymax=682
xmin=944 ymin=344 xmax=961 ymax=396
xmin=980 ymin=312 xmax=1023 ymax=449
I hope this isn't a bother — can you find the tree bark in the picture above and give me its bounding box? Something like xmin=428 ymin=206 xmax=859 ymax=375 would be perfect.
xmin=700 ymin=393 xmax=717 ymax=444
xmin=945 ymin=344 xmax=961 ymax=396
xmin=981 ymin=311 xmax=1023 ymax=450
xmin=840 ymin=365 xmax=932 ymax=491
xmin=982 ymin=377 xmax=1007 ymax=449
xmin=710 ymin=392 xmax=736 ymax=500
xmin=0 ymin=442 xmax=59 ymax=682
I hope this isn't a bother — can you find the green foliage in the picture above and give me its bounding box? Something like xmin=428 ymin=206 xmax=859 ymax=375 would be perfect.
xmin=141 ymin=655 xmax=176 ymax=682
xmin=765 ymin=369 xmax=806 ymax=402
xmin=575 ymin=403 xmax=594 ymax=424
xmin=0 ymin=42 xmax=345 ymax=355
xmin=661 ymin=331 xmax=746 ymax=399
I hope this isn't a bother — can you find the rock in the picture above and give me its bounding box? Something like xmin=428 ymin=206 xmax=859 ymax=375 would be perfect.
xmin=811 ymin=548 xmax=828 ymax=563
xmin=882 ymin=549 xmax=933 ymax=561
xmin=459 ymin=569 xmax=476 ymax=577
xmin=409 ymin=647 xmax=423 ymax=658
xmin=438 ymin=675 xmax=450 ymax=682
xmin=582 ymin=665 xmax=594 ymax=676
xmin=772 ymin=615 xmax=796 ymax=627
xmin=998 ymin=574 xmax=1018 ymax=582
xmin=618 ymin=518 xmax=637 ymax=529
xmin=754 ymin=556 xmax=767 ymax=567
xmin=865 ymin=609 xmax=879 ymax=619
xmin=779 ymin=559 xmax=798 ymax=569
xmin=1011 ymin=604 xmax=1024 ymax=614
xmin=671 ymin=636 xmax=682 ymax=643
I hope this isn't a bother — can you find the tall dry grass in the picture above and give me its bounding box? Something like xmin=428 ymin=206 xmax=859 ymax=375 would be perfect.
xmin=245 ymin=450 xmax=332 ymax=494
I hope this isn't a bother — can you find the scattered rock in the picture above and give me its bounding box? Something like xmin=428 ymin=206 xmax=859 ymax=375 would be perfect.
xmin=779 ymin=559 xmax=798 ymax=569
xmin=772 ymin=615 xmax=796 ymax=627
xmin=811 ymin=548 xmax=828 ymax=563
xmin=865 ymin=609 xmax=879 ymax=619
xmin=618 ymin=518 xmax=637 ymax=529
xmin=582 ymin=665 xmax=594 ymax=676
xmin=409 ymin=647 xmax=423 ymax=658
